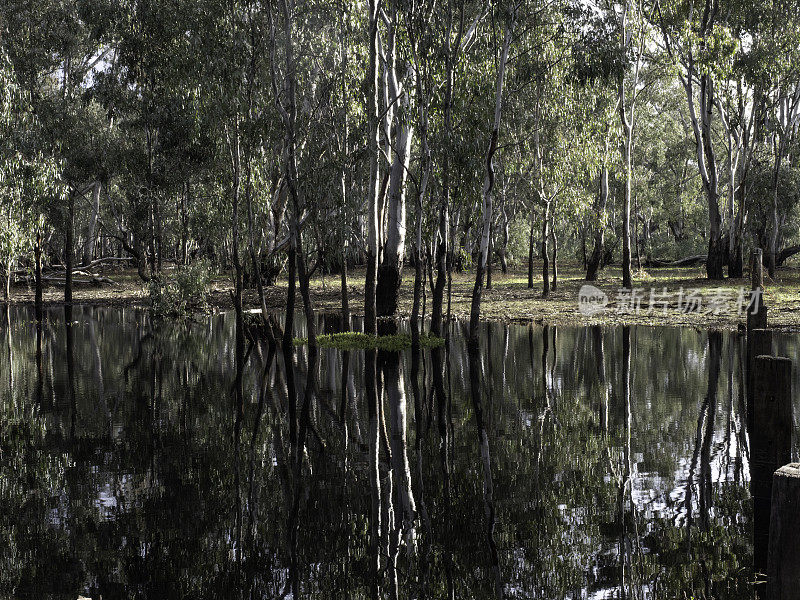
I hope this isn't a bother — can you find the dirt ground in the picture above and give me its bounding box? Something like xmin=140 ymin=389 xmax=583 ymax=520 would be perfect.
xmin=7 ymin=263 xmax=800 ymax=331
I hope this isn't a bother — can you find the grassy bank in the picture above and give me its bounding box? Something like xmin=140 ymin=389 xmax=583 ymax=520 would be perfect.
xmin=7 ymin=263 xmax=800 ymax=331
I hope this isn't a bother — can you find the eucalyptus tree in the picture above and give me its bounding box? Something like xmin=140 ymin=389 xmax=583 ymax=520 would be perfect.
xmin=613 ymin=0 xmax=648 ymax=288
xmin=376 ymin=4 xmax=416 ymax=318
xmin=656 ymin=0 xmax=737 ymax=279
xmin=267 ymin=0 xmax=354 ymax=346
xmin=427 ymin=0 xmax=485 ymax=337
xmin=406 ymin=0 xmax=437 ymax=339
xmin=1 ymin=0 xmax=115 ymax=302
xmin=0 ymin=53 xmax=60 ymax=303
xmin=525 ymin=55 xmax=578 ymax=297
xmin=496 ymin=0 xmax=579 ymax=296
xmin=757 ymin=3 xmax=800 ymax=277
xmin=469 ymin=2 xmax=516 ymax=338
xmin=365 ymin=0 xmax=382 ymax=337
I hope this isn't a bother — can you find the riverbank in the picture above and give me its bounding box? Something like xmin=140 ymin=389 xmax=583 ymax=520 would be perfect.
xmin=7 ymin=264 xmax=800 ymax=331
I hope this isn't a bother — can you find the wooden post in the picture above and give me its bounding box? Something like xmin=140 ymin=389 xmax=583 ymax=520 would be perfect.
xmin=768 ymin=463 xmax=800 ymax=599
xmin=752 ymin=356 xmax=793 ymax=583
xmin=747 ymin=329 xmax=773 ymax=430
xmin=752 ymin=248 xmax=764 ymax=290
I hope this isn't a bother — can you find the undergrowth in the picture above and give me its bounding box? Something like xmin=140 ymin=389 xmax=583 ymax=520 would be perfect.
xmin=293 ymin=331 xmax=445 ymax=351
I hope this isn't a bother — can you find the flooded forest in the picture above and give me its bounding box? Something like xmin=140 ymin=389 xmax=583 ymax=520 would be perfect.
xmin=3 ymin=0 xmax=800 ymax=597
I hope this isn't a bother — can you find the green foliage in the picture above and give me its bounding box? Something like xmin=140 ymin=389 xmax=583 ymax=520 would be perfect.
xmin=294 ymin=331 xmax=445 ymax=351
xmin=147 ymin=259 xmax=212 ymax=316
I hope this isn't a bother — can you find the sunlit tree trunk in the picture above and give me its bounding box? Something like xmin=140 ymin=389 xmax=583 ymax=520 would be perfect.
xmin=364 ymin=0 xmax=381 ymax=336
xmin=377 ymin=18 xmax=414 ymax=317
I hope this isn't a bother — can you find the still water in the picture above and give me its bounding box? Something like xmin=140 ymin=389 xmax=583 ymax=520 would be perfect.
xmin=2 ymin=306 xmax=799 ymax=599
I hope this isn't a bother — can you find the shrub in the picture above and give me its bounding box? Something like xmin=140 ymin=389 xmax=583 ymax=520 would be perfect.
xmin=148 ymin=260 xmax=212 ymax=316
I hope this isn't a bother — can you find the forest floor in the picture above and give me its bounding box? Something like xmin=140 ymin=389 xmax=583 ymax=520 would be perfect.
xmin=8 ymin=262 xmax=800 ymax=331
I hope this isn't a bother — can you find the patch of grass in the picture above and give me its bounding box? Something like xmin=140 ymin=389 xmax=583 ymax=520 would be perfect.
xmin=293 ymin=331 xmax=445 ymax=351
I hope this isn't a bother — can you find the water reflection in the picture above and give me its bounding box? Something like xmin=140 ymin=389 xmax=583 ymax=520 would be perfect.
xmin=2 ymin=306 xmax=798 ymax=599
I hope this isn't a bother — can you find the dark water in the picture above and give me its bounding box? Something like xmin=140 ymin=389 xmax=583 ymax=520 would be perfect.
xmin=2 ymin=306 xmax=799 ymax=599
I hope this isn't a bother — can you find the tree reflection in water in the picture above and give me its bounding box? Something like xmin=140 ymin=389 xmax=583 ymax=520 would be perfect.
xmin=1 ymin=306 xmax=785 ymax=599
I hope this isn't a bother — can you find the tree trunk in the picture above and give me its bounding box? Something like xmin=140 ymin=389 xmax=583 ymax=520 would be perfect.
xmin=486 ymin=224 xmax=493 ymax=290
xmin=620 ymin=114 xmax=633 ymax=289
xmin=527 ymin=211 xmax=535 ymax=288
xmin=339 ymin=14 xmax=351 ymax=334
xmin=431 ymin=56 xmax=452 ymax=337
xmin=35 ymin=229 xmax=43 ymax=321
xmin=541 ymin=197 xmax=550 ymax=298
xmin=65 ymin=192 xmax=74 ymax=304
xmin=586 ymin=165 xmax=609 ymax=281
xmin=364 ymin=0 xmax=380 ymax=336
xmin=768 ymin=152 xmax=781 ymax=279
xmin=411 ymin=92 xmax=431 ymax=344
xmin=499 ymin=206 xmax=509 ymax=274
xmin=341 ymin=247 xmax=350 ymax=331
xmin=230 ymin=122 xmax=244 ymax=320
xmin=280 ymin=0 xmax=315 ymax=346
xmin=550 ymin=219 xmax=558 ymax=292
xmin=83 ymin=181 xmax=101 ymax=265
xmin=701 ymin=75 xmax=724 ymax=279
xmin=376 ymin=66 xmax=413 ymax=317
xmin=470 ymin=11 xmax=512 ymax=340
xmin=181 ymin=182 xmax=189 ymax=265
xmin=3 ymin=263 xmax=9 ymax=303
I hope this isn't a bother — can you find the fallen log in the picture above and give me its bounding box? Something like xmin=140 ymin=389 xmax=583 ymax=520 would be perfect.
xmin=645 ymin=254 xmax=707 ymax=268
xmin=12 ymin=256 xmax=133 ymax=277
xmin=14 ymin=275 xmax=117 ymax=287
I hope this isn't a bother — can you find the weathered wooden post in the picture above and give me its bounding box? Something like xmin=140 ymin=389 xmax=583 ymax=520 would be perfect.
xmin=752 ymin=356 xmax=793 ymax=585
xmin=748 ymin=249 xmax=768 ymax=333
xmin=747 ymin=328 xmax=773 ymax=430
xmin=752 ymin=248 xmax=765 ymax=290
xmin=768 ymin=463 xmax=800 ymax=599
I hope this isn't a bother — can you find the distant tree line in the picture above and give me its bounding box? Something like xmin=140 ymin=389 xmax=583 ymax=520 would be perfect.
xmin=2 ymin=0 xmax=800 ymax=334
